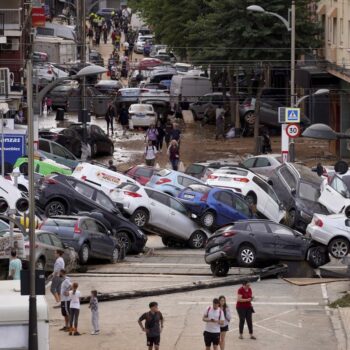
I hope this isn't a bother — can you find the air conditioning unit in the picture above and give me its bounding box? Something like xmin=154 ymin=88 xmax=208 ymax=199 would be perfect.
xmin=0 ymin=68 xmax=10 ymax=97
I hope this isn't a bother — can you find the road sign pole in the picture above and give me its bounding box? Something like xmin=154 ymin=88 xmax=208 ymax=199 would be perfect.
xmin=281 ymin=124 xmax=289 ymax=163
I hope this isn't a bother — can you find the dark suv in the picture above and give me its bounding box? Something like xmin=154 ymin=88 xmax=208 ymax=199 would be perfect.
xmin=40 ymin=216 xmax=121 ymax=264
xmin=35 ymin=174 xmax=147 ymax=253
xmin=268 ymin=163 xmax=328 ymax=232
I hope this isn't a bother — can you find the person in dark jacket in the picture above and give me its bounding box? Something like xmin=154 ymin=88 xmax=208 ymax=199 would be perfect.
xmin=105 ymin=103 xmax=115 ymax=136
xmin=164 ymin=120 xmax=173 ymax=149
xmin=118 ymin=104 xmax=129 ymax=135
xmin=156 ymin=120 xmax=165 ymax=152
xmin=167 ymin=140 xmax=180 ymax=171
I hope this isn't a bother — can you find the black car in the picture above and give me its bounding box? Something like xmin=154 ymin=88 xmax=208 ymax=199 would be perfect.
xmin=40 ymin=216 xmax=121 ymax=264
xmin=205 ymin=220 xmax=329 ymax=277
xmin=35 ymin=174 xmax=147 ymax=253
xmin=268 ymin=163 xmax=328 ymax=232
xmin=89 ymin=50 xmax=104 ymax=67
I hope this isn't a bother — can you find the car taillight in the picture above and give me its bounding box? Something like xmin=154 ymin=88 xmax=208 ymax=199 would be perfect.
xmin=47 ymin=69 xmax=52 ymax=74
xmin=232 ymin=177 xmax=249 ymax=183
xmin=81 ymin=176 xmax=87 ymax=181
xmin=44 ymin=178 xmax=58 ymax=185
xmin=124 ymin=191 xmax=142 ymax=198
xmin=74 ymin=222 xmax=81 ymax=234
xmin=208 ymin=175 xmax=218 ymax=180
xmin=141 ymin=89 xmax=150 ymax=93
xmin=200 ymin=193 xmax=208 ymax=202
xmin=223 ymin=231 xmax=236 ymax=237
xmin=315 ymin=219 xmax=323 ymax=228
xmin=156 ymin=178 xmax=171 ymax=185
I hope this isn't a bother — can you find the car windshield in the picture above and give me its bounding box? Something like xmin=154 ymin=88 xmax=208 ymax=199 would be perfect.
xmin=43 ymin=218 xmax=77 ymax=227
xmin=298 ymin=181 xmax=320 ymax=201
xmin=130 ymin=105 xmax=153 ymax=113
xmin=186 ymin=164 xmax=205 ymax=175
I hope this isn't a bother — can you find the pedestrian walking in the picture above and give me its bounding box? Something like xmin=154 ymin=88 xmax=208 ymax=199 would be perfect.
xmin=167 ymin=140 xmax=180 ymax=171
xmin=202 ymin=298 xmax=225 ymax=350
xmin=108 ymin=159 xmax=117 ymax=172
xmin=69 ymin=282 xmax=81 ymax=336
xmin=236 ymin=281 xmax=256 ymax=340
xmin=138 ymin=301 xmax=164 ymax=350
xmin=145 ymin=124 xmax=159 ymax=146
xmin=8 ymin=249 xmax=22 ymax=280
xmin=170 ymin=123 xmax=181 ymax=146
xmin=105 ymin=103 xmax=115 ymax=136
xmin=261 ymin=129 xmax=272 ymax=154
xmin=123 ymin=41 xmax=130 ymax=57
xmin=156 ymin=120 xmax=165 ymax=151
xmin=118 ymin=104 xmax=129 ymax=135
xmin=144 ymin=140 xmax=158 ymax=166
xmin=89 ymin=290 xmax=100 ymax=335
xmin=215 ymin=106 xmax=225 ymax=140
xmin=102 ymin=24 xmax=108 ymax=44
xmin=50 ymin=250 xmax=65 ymax=306
xmin=164 ymin=120 xmax=173 ymax=149
xmin=87 ymin=27 xmax=94 ymax=47
xmin=59 ymin=269 xmax=72 ymax=332
xmin=219 ymin=296 xmax=231 ymax=350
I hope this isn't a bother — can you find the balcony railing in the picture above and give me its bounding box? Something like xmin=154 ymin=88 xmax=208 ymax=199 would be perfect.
xmin=0 ymin=8 xmax=22 ymax=31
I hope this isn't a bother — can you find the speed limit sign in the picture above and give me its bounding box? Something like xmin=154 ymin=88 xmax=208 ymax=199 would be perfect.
xmin=286 ymin=124 xmax=300 ymax=138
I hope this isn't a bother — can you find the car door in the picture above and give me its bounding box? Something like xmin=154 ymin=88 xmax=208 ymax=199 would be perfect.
xmin=319 ymin=176 xmax=349 ymax=213
xmin=214 ymin=191 xmax=240 ymax=225
xmin=36 ymin=232 xmax=55 ymax=269
xmin=95 ymin=221 xmax=114 ymax=259
xmin=275 ymin=167 xmax=297 ymax=208
xmin=168 ymin=197 xmax=192 ymax=240
xmin=247 ymin=222 xmax=276 ymax=256
xmin=72 ymin=182 xmax=97 ymax=212
xmin=268 ymin=223 xmax=304 ymax=259
xmin=145 ymin=189 xmax=171 ymax=230
xmin=84 ymin=219 xmax=102 ymax=257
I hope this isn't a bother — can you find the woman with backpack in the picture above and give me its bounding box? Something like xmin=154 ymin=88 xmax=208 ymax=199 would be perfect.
xmin=167 ymin=140 xmax=180 ymax=171
xmin=145 ymin=124 xmax=159 ymax=146
xmin=219 ymin=295 xmax=231 ymax=350
xmin=144 ymin=140 xmax=158 ymax=166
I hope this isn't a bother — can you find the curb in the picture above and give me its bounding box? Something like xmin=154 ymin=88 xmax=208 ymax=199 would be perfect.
xmin=79 ymin=264 xmax=287 ymax=304
xmin=337 ymin=307 xmax=350 ymax=350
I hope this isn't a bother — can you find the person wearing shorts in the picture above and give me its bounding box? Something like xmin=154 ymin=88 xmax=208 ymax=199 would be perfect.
xmin=59 ymin=269 xmax=72 ymax=332
xmin=138 ymin=301 xmax=164 ymax=350
xmin=202 ymin=298 xmax=225 ymax=350
xmin=51 ymin=250 xmax=65 ymax=307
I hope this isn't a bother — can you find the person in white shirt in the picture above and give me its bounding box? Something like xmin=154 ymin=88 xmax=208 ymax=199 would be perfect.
xmin=59 ymin=269 xmax=72 ymax=332
xmin=144 ymin=140 xmax=158 ymax=166
xmin=69 ymin=282 xmax=81 ymax=336
xmin=202 ymin=298 xmax=225 ymax=350
xmin=51 ymin=250 xmax=65 ymax=306
xmin=219 ymin=295 xmax=231 ymax=350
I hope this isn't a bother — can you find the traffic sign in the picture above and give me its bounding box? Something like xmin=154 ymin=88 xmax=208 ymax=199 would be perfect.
xmin=285 ymin=107 xmax=300 ymax=123
xmin=286 ymin=123 xmax=300 ymax=138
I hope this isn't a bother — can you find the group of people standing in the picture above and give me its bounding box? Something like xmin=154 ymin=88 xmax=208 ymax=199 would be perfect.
xmin=144 ymin=122 xmax=181 ymax=170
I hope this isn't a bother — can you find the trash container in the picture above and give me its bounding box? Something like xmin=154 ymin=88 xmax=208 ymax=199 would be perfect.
xmin=56 ymin=108 xmax=65 ymax=121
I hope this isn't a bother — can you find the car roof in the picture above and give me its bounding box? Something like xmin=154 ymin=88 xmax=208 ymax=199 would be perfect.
xmin=47 ymin=216 xmax=88 ymax=221
xmin=282 ymin=163 xmax=322 ymax=184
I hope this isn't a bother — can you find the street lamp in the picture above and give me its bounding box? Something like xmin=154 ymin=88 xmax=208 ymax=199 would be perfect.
xmin=295 ymin=88 xmax=330 ymax=107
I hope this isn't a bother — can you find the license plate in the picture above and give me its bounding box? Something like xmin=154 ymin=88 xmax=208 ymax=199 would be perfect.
xmin=184 ymin=194 xmax=194 ymax=200
xmin=136 ymin=114 xmax=145 ymax=118
xmin=209 ymin=246 xmax=221 ymax=253
xmin=219 ymin=177 xmax=230 ymax=181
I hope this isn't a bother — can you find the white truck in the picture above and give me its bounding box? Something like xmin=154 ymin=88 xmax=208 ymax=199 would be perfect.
xmin=0 ymin=280 xmax=49 ymax=350
xmin=34 ymin=36 xmax=77 ymax=64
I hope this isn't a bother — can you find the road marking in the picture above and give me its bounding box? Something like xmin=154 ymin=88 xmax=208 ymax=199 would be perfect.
xmin=278 ymin=320 xmax=302 ymax=328
xmin=178 ymin=301 xmax=320 ymax=306
xmin=254 ymin=323 xmax=294 ymax=339
xmin=123 ymin=263 xmax=208 ymax=267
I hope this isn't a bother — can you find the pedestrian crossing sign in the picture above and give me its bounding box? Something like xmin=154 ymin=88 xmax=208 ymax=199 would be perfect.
xmin=285 ymin=108 xmax=300 ymax=123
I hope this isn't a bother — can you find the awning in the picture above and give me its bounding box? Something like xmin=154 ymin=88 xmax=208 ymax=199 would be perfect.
xmin=327 ymin=6 xmax=337 ymax=18
xmin=317 ymin=4 xmax=326 ymax=16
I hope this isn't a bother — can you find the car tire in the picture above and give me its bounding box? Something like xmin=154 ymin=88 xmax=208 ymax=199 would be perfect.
xmin=45 ymin=200 xmax=67 ymax=217
xmin=210 ymin=260 xmax=229 ymax=277
xmin=189 ymin=231 xmax=207 ymax=249
xmin=117 ymin=231 xmax=131 ymax=253
xmin=131 ymin=208 xmax=149 ymax=228
xmin=36 ymin=258 xmax=45 ymax=270
xmin=110 ymin=246 xmax=119 ymax=264
xmin=108 ymin=144 xmax=114 ymax=156
xmin=201 ymin=211 xmax=216 ymax=229
xmin=79 ymin=243 xmax=90 ymax=264
xmin=328 ymin=238 xmax=350 ymax=259
xmin=308 ymin=246 xmax=328 ymax=268
xmin=237 ymin=244 xmax=256 ymax=267
xmin=244 ymin=111 xmax=256 ymax=126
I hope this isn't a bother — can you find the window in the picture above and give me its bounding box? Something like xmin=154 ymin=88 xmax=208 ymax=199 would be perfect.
xmin=242 ymin=158 xmax=256 ymax=168
xmin=52 ymin=143 xmax=67 ymax=158
xmin=148 ymin=190 xmax=169 ymax=206
xmin=249 ymin=222 xmax=268 ymax=233
xmin=255 ymin=158 xmax=271 ymax=168
xmin=74 ymin=182 xmax=94 ymax=199
xmin=38 ymin=233 xmax=52 ymax=245
xmin=178 ymin=176 xmax=202 ymax=188
xmin=135 ymin=167 xmax=154 ymax=178
xmin=333 ymin=18 xmax=337 ymax=45
xmin=233 ymin=197 xmax=251 ymax=216
xmin=39 ymin=140 xmax=50 ymax=153
xmin=298 ymin=182 xmax=320 ymax=201
xmin=218 ymin=192 xmax=233 ymax=207
xmin=279 ymin=167 xmax=297 ymax=190
xmin=185 ymin=164 xmax=205 ymax=175
xmin=331 ymin=176 xmax=349 ymax=197
xmin=44 ymin=218 xmax=76 ymax=227
xmin=268 ymin=223 xmax=294 ymax=236
xmin=96 ymin=222 xmax=108 ymax=234
xmin=253 ymin=177 xmax=279 ymax=203
xmin=95 ymin=191 xmax=115 ymax=210
xmin=85 ymin=219 xmax=98 ymax=231
xmin=50 ymin=234 xmax=64 ymax=249
xmin=169 ymin=197 xmax=187 ymax=214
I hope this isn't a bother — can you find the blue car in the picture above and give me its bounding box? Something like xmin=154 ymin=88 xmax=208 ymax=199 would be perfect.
xmin=147 ymin=169 xmax=205 ymax=197
xmin=178 ymin=185 xmax=254 ymax=230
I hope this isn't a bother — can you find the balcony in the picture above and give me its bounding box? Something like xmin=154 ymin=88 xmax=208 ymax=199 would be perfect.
xmin=0 ymin=8 xmax=22 ymax=31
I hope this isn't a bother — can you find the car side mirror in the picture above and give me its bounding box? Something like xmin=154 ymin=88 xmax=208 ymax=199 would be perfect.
xmin=291 ymin=188 xmax=296 ymax=196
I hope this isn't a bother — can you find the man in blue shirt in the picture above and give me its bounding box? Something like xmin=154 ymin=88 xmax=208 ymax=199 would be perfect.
xmin=8 ymin=250 xmax=22 ymax=280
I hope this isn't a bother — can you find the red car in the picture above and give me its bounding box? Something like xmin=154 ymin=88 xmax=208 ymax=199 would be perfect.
xmin=125 ymin=165 xmax=158 ymax=186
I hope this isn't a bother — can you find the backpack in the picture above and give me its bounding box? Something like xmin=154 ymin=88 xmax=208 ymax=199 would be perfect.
xmin=206 ymin=306 xmax=222 ymax=319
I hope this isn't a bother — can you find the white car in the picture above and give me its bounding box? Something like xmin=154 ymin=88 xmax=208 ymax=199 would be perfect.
xmin=72 ymin=162 xmax=137 ymax=196
xmin=307 ymin=213 xmax=350 ymax=258
xmin=0 ymin=176 xmax=29 ymax=214
xmin=134 ymin=35 xmax=154 ymax=53
xmin=111 ymin=183 xmax=209 ymax=248
xmin=129 ymin=104 xmax=157 ymax=127
xmin=138 ymin=83 xmax=170 ymax=104
xmin=206 ymin=167 xmax=285 ymax=223
xmin=241 ymin=154 xmax=282 ymax=179
xmin=318 ymin=171 xmax=350 ymax=215
xmin=33 ymin=64 xmax=68 ymax=85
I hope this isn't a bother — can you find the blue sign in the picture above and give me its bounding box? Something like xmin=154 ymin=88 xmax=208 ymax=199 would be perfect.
xmin=285 ymin=108 xmax=300 ymax=123
xmin=0 ymin=134 xmax=26 ymax=165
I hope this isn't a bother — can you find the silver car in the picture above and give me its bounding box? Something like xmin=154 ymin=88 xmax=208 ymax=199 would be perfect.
xmin=241 ymin=154 xmax=282 ymax=179
xmin=112 ymin=183 xmax=210 ymax=248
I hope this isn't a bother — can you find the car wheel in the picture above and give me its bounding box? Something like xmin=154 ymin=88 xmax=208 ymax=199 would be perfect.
xmin=131 ymin=209 xmax=149 ymax=228
xmin=110 ymin=246 xmax=119 ymax=264
xmin=117 ymin=231 xmax=131 ymax=253
xmin=244 ymin=111 xmax=256 ymax=126
xmin=328 ymin=238 xmax=350 ymax=259
xmin=201 ymin=211 xmax=216 ymax=229
xmin=237 ymin=245 xmax=256 ymax=267
xmin=308 ymin=246 xmax=327 ymax=268
xmin=91 ymin=143 xmax=98 ymax=157
xmin=189 ymin=231 xmax=207 ymax=249
xmin=79 ymin=243 xmax=90 ymax=264
xmin=36 ymin=258 xmax=45 ymax=270
xmin=210 ymin=260 xmax=229 ymax=277
xmin=45 ymin=200 xmax=66 ymax=217
xmin=108 ymin=144 xmax=114 ymax=156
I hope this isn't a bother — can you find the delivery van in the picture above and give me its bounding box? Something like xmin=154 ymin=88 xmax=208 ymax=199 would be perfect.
xmin=0 ymin=280 xmax=49 ymax=350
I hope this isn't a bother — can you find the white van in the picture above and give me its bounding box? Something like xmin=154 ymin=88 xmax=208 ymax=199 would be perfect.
xmin=72 ymin=162 xmax=137 ymax=195
xmin=0 ymin=280 xmax=49 ymax=350
xmin=170 ymin=75 xmax=212 ymax=107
